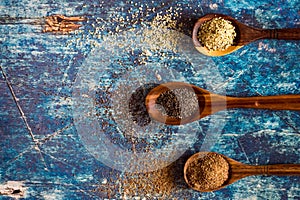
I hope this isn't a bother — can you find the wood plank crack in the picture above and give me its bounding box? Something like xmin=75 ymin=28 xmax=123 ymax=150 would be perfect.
xmin=0 ymin=65 xmax=49 ymax=170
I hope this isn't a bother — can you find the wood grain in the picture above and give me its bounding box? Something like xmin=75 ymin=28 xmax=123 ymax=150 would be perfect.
xmin=225 ymin=155 xmax=300 ymax=187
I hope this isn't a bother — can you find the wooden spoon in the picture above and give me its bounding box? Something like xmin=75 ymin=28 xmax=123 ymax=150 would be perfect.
xmin=184 ymin=152 xmax=300 ymax=192
xmin=193 ymin=13 xmax=300 ymax=56
xmin=145 ymin=82 xmax=300 ymax=125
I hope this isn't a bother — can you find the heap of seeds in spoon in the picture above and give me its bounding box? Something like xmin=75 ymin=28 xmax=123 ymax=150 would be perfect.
xmin=155 ymin=88 xmax=198 ymax=119
xmin=198 ymin=17 xmax=236 ymax=51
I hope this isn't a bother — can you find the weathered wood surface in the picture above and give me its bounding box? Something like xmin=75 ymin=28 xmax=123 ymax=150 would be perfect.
xmin=0 ymin=0 xmax=299 ymax=199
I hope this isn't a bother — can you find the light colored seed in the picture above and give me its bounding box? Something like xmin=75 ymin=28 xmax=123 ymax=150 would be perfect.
xmin=198 ymin=17 xmax=236 ymax=51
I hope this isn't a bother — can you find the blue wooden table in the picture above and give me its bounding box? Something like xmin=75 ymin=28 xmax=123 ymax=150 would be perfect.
xmin=1 ymin=0 xmax=299 ymax=199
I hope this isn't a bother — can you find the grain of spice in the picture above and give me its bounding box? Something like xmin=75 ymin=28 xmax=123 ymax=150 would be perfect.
xmin=198 ymin=17 xmax=236 ymax=51
xmin=185 ymin=152 xmax=229 ymax=191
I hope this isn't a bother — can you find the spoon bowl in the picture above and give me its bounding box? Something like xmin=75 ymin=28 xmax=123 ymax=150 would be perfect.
xmin=145 ymin=82 xmax=300 ymax=125
xmin=193 ymin=13 xmax=300 ymax=56
xmin=184 ymin=152 xmax=300 ymax=192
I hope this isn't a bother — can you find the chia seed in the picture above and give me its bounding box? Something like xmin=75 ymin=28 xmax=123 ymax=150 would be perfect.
xmin=155 ymin=88 xmax=198 ymax=119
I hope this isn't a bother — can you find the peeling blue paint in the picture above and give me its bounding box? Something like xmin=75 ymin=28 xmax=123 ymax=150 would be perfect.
xmin=1 ymin=0 xmax=300 ymax=199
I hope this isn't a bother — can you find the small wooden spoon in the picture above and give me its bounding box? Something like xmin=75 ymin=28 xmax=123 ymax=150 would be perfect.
xmin=193 ymin=13 xmax=300 ymax=56
xmin=184 ymin=152 xmax=300 ymax=192
xmin=145 ymin=82 xmax=300 ymax=125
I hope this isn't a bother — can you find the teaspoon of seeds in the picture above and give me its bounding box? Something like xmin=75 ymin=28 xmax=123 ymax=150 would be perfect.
xmin=193 ymin=13 xmax=300 ymax=56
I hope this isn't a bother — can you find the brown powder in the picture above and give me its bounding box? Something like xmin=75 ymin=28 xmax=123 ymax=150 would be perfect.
xmin=121 ymin=166 xmax=176 ymax=198
xmin=97 ymin=161 xmax=184 ymax=199
xmin=185 ymin=152 xmax=229 ymax=191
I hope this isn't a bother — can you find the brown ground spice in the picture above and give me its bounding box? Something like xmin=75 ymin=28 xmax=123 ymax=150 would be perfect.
xmin=185 ymin=152 xmax=229 ymax=191
xmin=96 ymin=161 xmax=185 ymax=199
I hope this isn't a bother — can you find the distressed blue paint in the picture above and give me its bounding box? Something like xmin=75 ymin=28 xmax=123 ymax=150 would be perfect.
xmin=0 ymin=0 xmax=300 ymax=199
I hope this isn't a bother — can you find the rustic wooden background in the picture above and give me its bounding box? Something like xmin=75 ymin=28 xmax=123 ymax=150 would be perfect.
xmin=1 ymin=0 xmax=299 ymax=199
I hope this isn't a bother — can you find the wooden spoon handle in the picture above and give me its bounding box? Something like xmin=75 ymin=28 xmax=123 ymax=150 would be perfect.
xmin=249 ymin=164 xmax=300 ymax=176
xmin=235 ymin=164 xmax=300 ymax=176
xmin=226 ymin=95 xmax=300 ymax=110
xmin=229 ymin=163 xmax=300 ymax=183
xmin=263 ymin=164 xmax=300 ymax=176
xmin=262 ymin=28 xmax=300 ymax=40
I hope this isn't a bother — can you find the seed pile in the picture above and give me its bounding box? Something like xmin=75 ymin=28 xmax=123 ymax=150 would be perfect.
xmin=155 ymin=88 xmax=198 ymax=119
xmin=66 ymin=5 xmax=187 ymax=50
xmin=128 ymin=83 xmax=159 ymax=127
xmin=185 ymin=152 xmax=229 ymax=191
xmin=97 ymin=161 xmax=183 ymax=199
xmin=121 ymin=165 xmax=176 ymax=199
xmin=198 ymin=17 xmax=236 ymax=51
